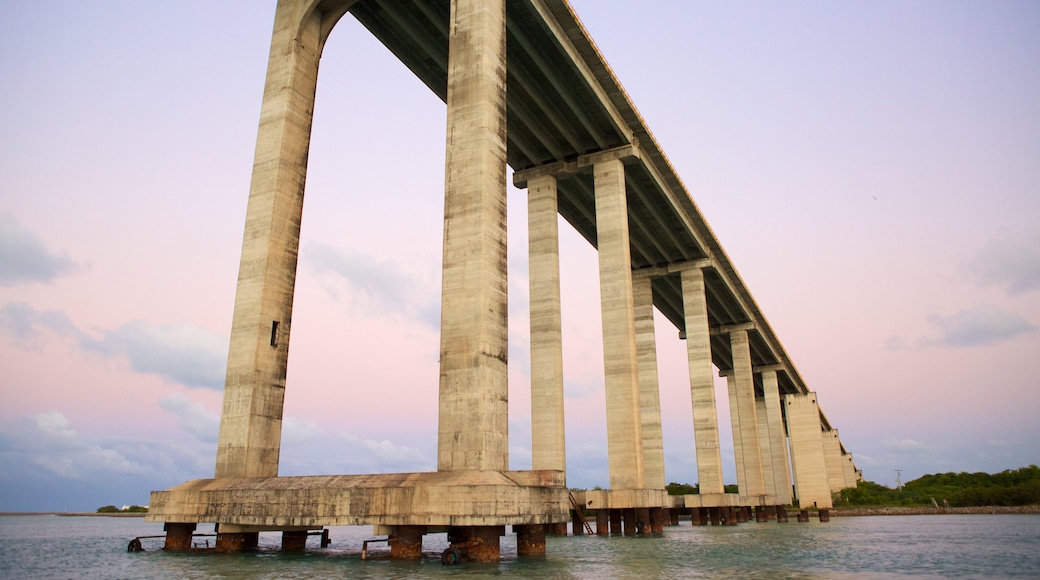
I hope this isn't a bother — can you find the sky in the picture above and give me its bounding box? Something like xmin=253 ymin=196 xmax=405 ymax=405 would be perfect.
xmin=0 ymin=0 xmax=1037 ymax=512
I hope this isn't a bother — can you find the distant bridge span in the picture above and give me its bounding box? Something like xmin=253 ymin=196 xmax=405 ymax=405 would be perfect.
xmin=147 ymin=0 xmax=859 ymax=561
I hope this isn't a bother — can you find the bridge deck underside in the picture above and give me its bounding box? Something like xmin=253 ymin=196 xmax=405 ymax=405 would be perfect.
xmin=348 ymin=0 xmax=806 ymax=395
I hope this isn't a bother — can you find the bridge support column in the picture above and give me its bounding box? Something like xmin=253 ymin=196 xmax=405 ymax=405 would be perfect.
xmin=761 ymin=370 xmax=793 ymax=505
xmin=593 ymin=158 xmax=644 ymax=490
xmin=572 ymin=509 xmax=585 ymax=535
xmin=515 ymin=524 xmax=546 ymax=557
xmin=390 ymin=526 xmax=424 ymax=560
xmin=449 ymin=526 xmax=502 ymax=563
xmin=634 ymin=274 xmax=665 ymax=490
xmin=609 ymin=509 xmax=622 ymax=535
xmin=649 ymin=507 xmax=664 ymax=533
xmin=215 ymin=0 xmax=327 ymax=481
xmin=623 ymin=508 xmax=637 ymax=535
xmin=728 ymin=330 xmax=765 ymax=498
xmin=842 ymin=453 xmax=859 ymax=489
xmin=634 ymin=507 xmax=650 ymax=534
xmin=162 ymin=522 xmax=195 ymax=552
xmin=436 ymin=0 xmax=509 ymax=473
xmin=528 ymin=174 xmax=566 ymax=473
xmin=681 ymin=267 xmax=724 ymax=494
xmin=596 ymin=509 xmax=609 ymax=536
xmin=823 ymin=429 xmax=846 ymax=494
xmin=784 ymin=393 xmax=833 ymax=509
xmin=215 ymin=532 xmax=258 ymax=553
xmin=281 ymin=530 xmax=308 ymax=552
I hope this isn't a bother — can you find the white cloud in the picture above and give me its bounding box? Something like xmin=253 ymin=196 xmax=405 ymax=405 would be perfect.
xmin=305 ymin=242 xmax=440 ymax=329
xmin=0 ymin=214 xmax=83 ymax=285
xmin=281 ymin=417 xmax=324 ymax=446
xmin=159 ymin=393 xmax=220 ymax=442
xmin=305 ymin=432 xmax=433 ymax=475
xmin=881 ymin=436 xmax=933 ymax=454
xmin=965 ymin=233 xmax=1040 ymax=295
xmin=0 ymin=302 xmax=228 ymax=389
xmin=2 ymin=412 xmax=154 ymax=480
xmin=922 ymin=303 xmax=1036 ymax=347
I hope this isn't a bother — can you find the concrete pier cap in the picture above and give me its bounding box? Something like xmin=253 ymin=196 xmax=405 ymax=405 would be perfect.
xmin=147 ymin=470 xmax=570 ymax=529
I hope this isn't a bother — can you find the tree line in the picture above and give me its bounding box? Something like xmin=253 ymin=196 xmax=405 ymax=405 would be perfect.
xmin=837 ymin=465 xmax=1040 ymax=507
xmin=664 ymin=465 xmax=1040 ymax=508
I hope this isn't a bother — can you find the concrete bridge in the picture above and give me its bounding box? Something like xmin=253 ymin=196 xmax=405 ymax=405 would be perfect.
xmin=147 ymin=0 xmax=860 ymax=562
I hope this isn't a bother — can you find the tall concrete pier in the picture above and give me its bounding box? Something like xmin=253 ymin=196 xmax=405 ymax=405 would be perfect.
xmin=148 ymin=0 xmax=860 ymax=562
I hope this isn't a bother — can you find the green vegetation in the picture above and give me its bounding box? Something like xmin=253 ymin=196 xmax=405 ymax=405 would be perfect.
xmin=95 ymin=505 xmax=148 ymax=513
xmin=666 ymin=482 xmax=740 ymax=495
xmin=666 ymin=482 xmax=697 ymax=495
xmin=836 ymin=466 xmax=1040 ymax=508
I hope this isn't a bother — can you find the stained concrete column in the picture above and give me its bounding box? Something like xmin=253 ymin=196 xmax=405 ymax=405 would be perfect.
xmin=762 ymin=370 xmax=793 ymax=505
xmin=281 ymin=530 xmax=308 ymax=552
xmin=515 ymin=525 xmax=546 ymax=557
xmin=756 ymin=396 xmax=777 ymax=500
xmin=681 ymin=267 xmax=724 ymax=494
xmin=822 ymin=429 xmax=846 ymax=493
xmin=842 ymin=453 xmax=859 ymax=489
xmin=162 ymin=522 xmax=196 ymax=552
xmin=214 ymin=0 xmax=326 ymax=479
xmin=390 ymin=526 xmax=425 ymax=560
xmin=783 ymin=393 xmax=833 ymax=509
xmin=634 ymin=274 xmax=665 ymax=489
xmin=594 ymin=158 xmax=644 ymax=490
xmin=437 ymin=0 xmax=509 ymax=473
xmin=528 ymin=174 xmax=565 ymax=472
xmin=728 ymin=330 xmax=765 ymax=497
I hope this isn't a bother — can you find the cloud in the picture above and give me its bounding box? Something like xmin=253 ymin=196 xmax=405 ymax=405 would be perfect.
xmin=0 ymin=412 xmax=153 ymax=481
xmin=0 ymin=214 xmax=82 ymax=285
xmin=0 ymin=301 xmax=228 ymax=389
xmin=100 ymin=320 xmax=227 ymax=389
xmin=305 ymin=242 xmax=440 ymax=328
xmin=159 ymin=393 xmax=219 ymax=442
xmin=964 ymin=233 xmax=1040 ymax=295
xmin=334 ymin=432 xmax=429 ymax=471
xmin=922 ymin=304 xmax=1037 ymax=348
xmin=881 ymin=437 xmax=933 ymax=454
xmin=0 ymin=411 xmax=219 ymax=511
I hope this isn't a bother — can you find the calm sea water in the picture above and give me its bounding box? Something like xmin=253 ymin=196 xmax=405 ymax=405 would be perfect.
xmin=1 ymin=514 xmax=1037 ymax=579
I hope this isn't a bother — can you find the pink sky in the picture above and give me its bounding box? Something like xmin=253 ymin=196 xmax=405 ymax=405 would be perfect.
xmin=1 ymin=0 xmax=1038 ymax=511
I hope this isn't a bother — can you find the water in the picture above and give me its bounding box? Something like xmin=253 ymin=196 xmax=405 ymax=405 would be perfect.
xmin=1 ymin=514 xmax=1037 ymax=579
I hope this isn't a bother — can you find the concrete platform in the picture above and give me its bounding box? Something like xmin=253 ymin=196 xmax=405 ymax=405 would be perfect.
xmin=680 ymin=493 xmax=778 ymax=508
xmin=574 ymin=488 xmax=672 ymax=510
xmin=147 ymin=470 xmax=569 ymax=529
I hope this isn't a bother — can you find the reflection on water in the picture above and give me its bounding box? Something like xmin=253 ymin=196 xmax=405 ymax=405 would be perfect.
xmin=1 ymin=514 xmax=1038 ymax=579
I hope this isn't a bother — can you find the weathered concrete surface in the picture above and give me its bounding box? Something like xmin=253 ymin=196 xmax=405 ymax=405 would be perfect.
xmin=784 ymin=393 xmax=833 ymax=509
xmin=728 ymin=330 xmax=765 ymax=497
xmin=214 ymin=0 xmax=326 ymax=480
xmin=680 ymin=493 xmax=778 ymax=509
xmin=822 ymin=429 xmax=847 ymax=493
xmin=841 ymin=453 xmax=859 ymax=489
xmin=633 ymin=274 xmax=665 ymax=490
xmin=147 ymin=470 xmax=568 ymax=528
xmin=681 ymin=267 xmax=725 ymax=494
xmin=592 ymin=157 xmax=644 ymax=490
xmin=761 ymin=370 xmax=794 ymax=504
xmin=437 ymin=0 xmax=510 ymax=473
xmin=528 ymin=174 xmax=565 ymax=472
xmin=577 ymin=488 xmax=671 ymax=511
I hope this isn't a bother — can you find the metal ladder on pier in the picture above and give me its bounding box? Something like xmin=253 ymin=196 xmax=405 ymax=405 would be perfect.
xmin=569 ymin=492 xmax=594 ymax=535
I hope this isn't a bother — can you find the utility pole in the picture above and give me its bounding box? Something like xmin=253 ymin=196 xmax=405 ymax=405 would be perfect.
xmin=894 ymin=469 xmax=903 ymax=490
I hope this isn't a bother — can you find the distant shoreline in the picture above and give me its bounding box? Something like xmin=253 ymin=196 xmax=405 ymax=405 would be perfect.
xmin=0 ymin=512 xmax=147 ymax=517
xmin=830 ymin=505 xmax=1040 ymax=516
